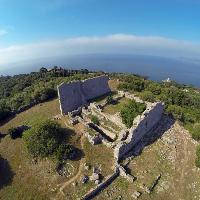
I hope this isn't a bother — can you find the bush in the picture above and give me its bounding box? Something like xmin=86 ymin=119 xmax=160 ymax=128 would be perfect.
xmin=56 ymin=144 xmax=74 ymax=161
xmin=166 ymin=105 xmax=185 ymax=122
xmin=23 ymin=120 xmax=64 ymax=158
xmin=91 ymin=115 xmax=100 ymax=126
xmin=191 ymin=124 xmax=200 ymax=141
xmin=8 ymin=127 xmax=22 ymax=139
xmin=195 ymin=145 xmax=200 ymax=168
xmin=120 ymin=100 xmax=146 ymax=128
xmin=140 ymin=91 xmax=156 ymax=102
xmin=106 ymin=95 xmax=114 ymax=105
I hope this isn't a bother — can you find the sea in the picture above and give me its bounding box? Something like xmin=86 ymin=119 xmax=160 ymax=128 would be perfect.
xmin=1 ymin=54 xmax=200 ymax=88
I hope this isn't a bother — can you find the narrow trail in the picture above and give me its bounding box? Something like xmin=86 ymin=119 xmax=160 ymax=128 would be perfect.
xmin=55 ymin=121 xmax=86 ymax=199
xmin=60 ymin=134 xmax=85 ymax=192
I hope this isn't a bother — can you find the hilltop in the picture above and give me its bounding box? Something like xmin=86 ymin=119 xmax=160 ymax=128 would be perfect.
xmin=1 ymin=68 xmax=200 ymax=200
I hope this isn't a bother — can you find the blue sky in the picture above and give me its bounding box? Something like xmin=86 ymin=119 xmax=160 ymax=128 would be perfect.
xmin=1 ymin=0 xmax=200 ymax=68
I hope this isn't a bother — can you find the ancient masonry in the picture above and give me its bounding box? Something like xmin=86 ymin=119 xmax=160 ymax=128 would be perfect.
xmin=57 ymin=75 xmax=111 ymax=115
xmin=114 ymin=102 xmax=165 ymax=161
xmin=57 ymin=77 xmax=165 ymax=199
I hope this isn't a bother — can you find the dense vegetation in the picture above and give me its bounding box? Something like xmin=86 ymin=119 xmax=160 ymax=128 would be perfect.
xmin=23 ymin=119 xmax=73 ymax=161
xmin=120 ymin=100 xmax=146 ymax=128
xmin=111 ymin=73 xmax=200 ymax=167
xmin=113 ymin=73 xmax=200 ymax=135
xmin=0 ymin=67 xmax=96 ymax=123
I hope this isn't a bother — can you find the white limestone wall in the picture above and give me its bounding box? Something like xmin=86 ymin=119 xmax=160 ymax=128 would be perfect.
xmin=58 ymin=81 xmax=86 ymax=115
xmin=114 ymin=102 xmax=164 ymax=161
xmin=58 ymin=76 xmax=111 ymax=114
xmin=82 ymin=76 xmax=111 ymax=100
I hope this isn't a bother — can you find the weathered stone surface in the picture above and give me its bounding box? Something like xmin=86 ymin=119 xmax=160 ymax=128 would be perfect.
xmin=132 ymin=191 xmax=141 ymax=199
xmin=114 ymin=102 xmax=164 ymax=161
xmin=58 ymin=76 xmax=111 ymax=114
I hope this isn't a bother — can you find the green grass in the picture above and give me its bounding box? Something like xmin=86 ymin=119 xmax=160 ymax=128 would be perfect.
xmin=0 ymin=97 xmax=116 ymax=200
xmin=0 ymin=98 xmax=82 ymax=200
xmin=83 ymin=139 xmax=114 ymax=176
xmin=103 ymin=97 xmax=130 ymax=115
xmin=0 ymin=98 xmax=60 ymax=134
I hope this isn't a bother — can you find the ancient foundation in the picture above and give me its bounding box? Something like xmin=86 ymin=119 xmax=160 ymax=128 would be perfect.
xmin=114 ymin=102 xmax=164 ymax=161
xmin=57 ymin=76 xmax=111 ymax=115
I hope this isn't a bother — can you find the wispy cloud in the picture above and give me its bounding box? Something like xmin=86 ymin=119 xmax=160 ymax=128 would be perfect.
xmin=0 ymin=34 xmax=200 ymax=67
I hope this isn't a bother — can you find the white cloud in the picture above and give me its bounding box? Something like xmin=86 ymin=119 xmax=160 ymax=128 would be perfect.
xmin=0 ymin=34 xmax=200 ymax=67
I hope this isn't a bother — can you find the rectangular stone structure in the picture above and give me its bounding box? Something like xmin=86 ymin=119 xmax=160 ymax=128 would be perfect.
xmin=58 ymin=75 xmax=111 ymax=115
xmin=114 ymin=102 xmax=164 ymax=161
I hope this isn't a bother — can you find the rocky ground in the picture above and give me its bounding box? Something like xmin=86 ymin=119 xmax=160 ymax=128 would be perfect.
xmin=96 ymin=116 xmax=200 ymax=200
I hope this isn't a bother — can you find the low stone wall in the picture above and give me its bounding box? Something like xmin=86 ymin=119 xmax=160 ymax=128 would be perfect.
xmin=114 ymin=102 xmax=164 ymax=161
xmin=118 ymin=165 xmax=136 ymax=183
xmin=81 ymin=169 xmax=120 ymax=200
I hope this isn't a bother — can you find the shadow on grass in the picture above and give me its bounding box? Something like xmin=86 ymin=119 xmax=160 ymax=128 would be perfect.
xmin=0 ymin=114 xmax=16 ymax=130
xmin=0 ymin=155 xmax=15 ymax=189
xmin=60 ymin=127 xmax=85 ymax=161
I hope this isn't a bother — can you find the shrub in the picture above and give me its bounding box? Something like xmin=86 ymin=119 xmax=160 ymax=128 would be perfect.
xmin=56 ymin=144 xmax=73 ymax=161
xmin=120 ymin=100 xmax=146 ymax=128
xmin=191 ymin=124 xmax=200 ymax=141
xmin=195 ymin=145 xmax=200 ymax=168
xmin=106 ymin=95 xmax=114 ymax=105
xmin=140 ymin=91 xmax=156 ymax=102
xmin=91 ymin=115 xmax=100 ymax=126
xmin=23 ymin=120 xmax=64 ymax=158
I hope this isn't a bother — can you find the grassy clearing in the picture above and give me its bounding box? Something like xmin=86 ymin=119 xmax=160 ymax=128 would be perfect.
xmin=0 ymin=98 xmax=82 ymax=200
xmin=0 ymin=98 xmax=60 ymax=134
xmin=0 ymin=98 xmax=115 ymax=200
xmin=103 ymin=97 xmax=130 ymax=115
xmin=62 ymin=136 xmax=115 ymax=199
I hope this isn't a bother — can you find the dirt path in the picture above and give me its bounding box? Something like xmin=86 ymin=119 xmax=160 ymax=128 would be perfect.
xmin=60 ymin=135 xmax=85 ymax=194
xmin=55 ymin=123 xmax=86 ymax=199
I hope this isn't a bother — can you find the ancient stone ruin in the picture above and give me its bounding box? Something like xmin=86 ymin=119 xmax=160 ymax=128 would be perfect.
xmin=114 ymin=102 xmax=165 ymax=161
xmin=57 ymin=75 xmax=111 ymax=115
xmin=57 ymin=79 xmax=165 ymax=199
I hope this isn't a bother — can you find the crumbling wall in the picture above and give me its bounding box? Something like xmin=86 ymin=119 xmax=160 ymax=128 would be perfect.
xmin=58 ymin=76 xmax=111 ymax=115
xmin=114 ymin=102 xmax=164 ymax=161
xmin=81 ymin=169 xmax=119 ymax=200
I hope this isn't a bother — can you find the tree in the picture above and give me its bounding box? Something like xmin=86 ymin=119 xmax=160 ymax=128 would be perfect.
xmin=120 ymin=100 xmax=146 ymax=128
xmin=23 ymin=120 xmax=64 ymax=158
xmin=140 ymin=91 xmax=156 ymax=102
xmin=39 ymin=67 xmax=48 ymax=73
xmin=56 ymin=144 xmax=74 ymax=161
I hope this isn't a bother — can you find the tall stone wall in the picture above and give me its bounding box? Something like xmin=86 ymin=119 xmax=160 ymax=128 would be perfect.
xmin=82 ymin=76 xmax=111 ymax=100
xmin=58 ymin=76 xmax=111 ymax=115
xmin=114 ymin=102 xmax=164 ymax=161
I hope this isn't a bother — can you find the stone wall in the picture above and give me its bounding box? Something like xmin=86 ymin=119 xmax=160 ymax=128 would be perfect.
xmin=114 ymin=102 xmax=164 ymax=161
xmin=58 ymin=76 xmax=111 ymax=115
xmin=81 ymin=168 xmax=119 ymax=200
